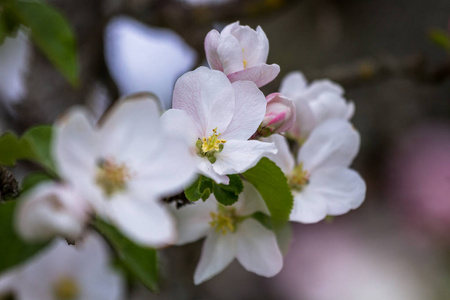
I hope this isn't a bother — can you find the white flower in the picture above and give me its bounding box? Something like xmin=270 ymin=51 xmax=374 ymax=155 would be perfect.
xmin=280 ymin=71 xmax=354 ymax=141
xmin=161 ymin=67 xmax=277 ymax=184
xmin=15 ymin=182 xmax=89 ymax=242
xmin=266 ymin=120 xmax=366 ymax=223
xmin=0 ymin=30 xmax=30 ymax=104
xmin=205 ymin=21 xmax=280 ymax=87
xmin=173 ymin=181 xmax=283 ymax=284
xmin=105 ymin=16 xmax=197 ymax=109
xmin=53 ymin=96 xmax=197 ymax=246
xmin=0 ymin=233 xmax=124 ymax=300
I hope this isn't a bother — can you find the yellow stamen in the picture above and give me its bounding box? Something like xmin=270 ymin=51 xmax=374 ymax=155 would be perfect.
xmin=96 ymin=158 xmax=131 ymax=197
xmin=201 ymin=128 xmax=226 ymax=153
xmin=54 ymin=277 xmax=79 ymax=300
xmin=209 ymin=207 xmax=236 ymax=235
xmin=243 ymin=60 xmax=248 ymax=69
xmin=289 ymin=163 xmax=310 ymax=191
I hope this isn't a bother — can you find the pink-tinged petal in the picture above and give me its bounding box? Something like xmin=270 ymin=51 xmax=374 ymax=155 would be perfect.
xmin=106 ymin=197 xmax=176 ymax=247
xmin=290 ymin=98 xmax=316 ymax=140
xmin=261 ymin=93 xmax=296 ymax=134
xmin=204 ymin=30 xmax=224 ymax=71
xmin=213 ymin=140 xmax=277 ymax=175
xmin=235 ymin=219 xmax=283 ymax=277
xmin=217 ymin=34 xmax=245 ymax=75
xmin=299 ymin=119 xmax=360 ymax=172
xmin=221 ymin=81 xmax=266 ymax=140
xmin=129 ymin=133 xmax=197 ymax=198
xmin=194 ymin=231 xmax=236 ymax=285
xmin=262 ymin=134 xmax=295 ymax=175
xmin=172 ymin=199 xmax=217 ymax=245
xmin=235 ymin=181 xmax=269 ymax=216
xmin=172 ymin=67 xmax=235 ymax=136
xmin=197 ymin=158 xmax=230 ymax=184
xmin=160 ymin=108 xmax=199 ymax=146
xmin=97 ymin=96 xmax=162 ymax=165
xmin=309 ymin=92 xmax=353 ymax=125
xmin=290 ymin=187 xmax=328 ymax=223
xmin=230 ymin=25 xmax=267 ymax=67
xmin=227 ymin=64 xmax=280 ymax=88
xmin=220 ymin=21 xmax=240 ymax=35
xmin=310 ymin=167 xmax=366 ymax=215
xmin=54 ymin=108 xmax=98 ymax=190
xmin=279 ymin=71 xmax=308 ymax=99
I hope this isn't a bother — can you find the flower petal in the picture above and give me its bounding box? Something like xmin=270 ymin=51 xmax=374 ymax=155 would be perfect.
xmin=217 ymin=34 xmax=244 ymax=75
xmin=213 ymin=140 xmax=277 ymax=175
xmin=290 ymin=167 xmax=366 ymax=223
xmin=221 ymin=81 xmax=266 ymax=140
xmin=304 ymin=78 xmax=343 ymax=100
xmin=309 ymin=92 xmax=354 ymax=125
xmin=230 ymin=25 xmax=268 ymax=67
xmin=172 ymin=199 xmax=217 ymax=245
xmin=160 ymin=108 xmax=199 ymax=144
xmin=227 ymin=64 xmax=280 ymax=88
xmin=299 ymin=119 xmax=360 ymax=172
xmin=194 ymin=231 xmax=236 ymax=285
xmin=235 ymin=181 xmax=269 ymax=216
xmin=235 ymin=219 xmax=282 ymax=277
xmin=97 ymin=96 xmax=162 ymax=166
xmin=262 ymin=134 xmax=295 ymax=175
xmin=204 ymin=29 xmax=224 ymax=71
xmin=197 ymin=157 xmax=230 ymax=185
xmin=279 ymin=71 xmax=308 ymax=98
xmin=172 ymin=67 xmax=235 ymax=136
xmin=106 ymin=197 xmax=176 ymax=247
xmin=290 ymin=98 xmax=316 ymax=140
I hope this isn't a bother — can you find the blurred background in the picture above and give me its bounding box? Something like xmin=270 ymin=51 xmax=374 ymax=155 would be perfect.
xmin=1 ymin=0 xmax=450 ymax=299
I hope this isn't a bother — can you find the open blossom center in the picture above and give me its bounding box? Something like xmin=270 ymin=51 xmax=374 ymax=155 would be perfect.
xmin=289 ymin=163 xmax=310 ymax=191
xmin=53 ymin=276 xmax=79 ymax=300
xmin=196 ymin=128 xmax=226 ymax=164
xmin=96 ymin=158 xmax=131 ymax=197
xmin=209 ymin=207 xmax=237 ymax=235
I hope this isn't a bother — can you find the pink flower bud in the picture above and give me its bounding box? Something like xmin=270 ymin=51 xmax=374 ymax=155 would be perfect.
xmin=260 ymin=93 xmax=296 ymax=136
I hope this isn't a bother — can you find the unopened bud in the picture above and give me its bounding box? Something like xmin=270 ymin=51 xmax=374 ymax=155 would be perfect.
xmin=259 ymin=93 xmax=296 ymax=137
xmin=16 ymin=183 xmax=90 ymax=242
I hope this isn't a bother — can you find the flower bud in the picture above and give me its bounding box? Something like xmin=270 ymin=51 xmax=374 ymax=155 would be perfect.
xmin=16 ymin=182 xmax=90 ymax=242
xmin=259 ymin=93 xmax=296 ymax=137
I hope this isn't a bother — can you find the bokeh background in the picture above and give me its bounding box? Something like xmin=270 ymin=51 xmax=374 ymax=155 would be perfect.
xmin=1 ymin=0 xmax=450 ymax=299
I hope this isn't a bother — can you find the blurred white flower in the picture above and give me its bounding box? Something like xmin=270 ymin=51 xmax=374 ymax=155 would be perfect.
xmin=205 ymin=21 xmax=280 ymax=87
xmin=0 ymin=233 xmax=124 ymax=300
xmin=280 ymin=71 xmax=354 ymax=141
xmin=0 ymin=30 xmax=31 ymax=104
xmin=173 ymin=181 xmax=283 ymax=284
xmin=16 ymin=182 xmax=89 ymax=242
xmin=266 ymin=119 xmax=365 ymax=223
xmin=162 ymin=67 xmax=277 ymax=184
xmin=105 ymin=16 xmax=197 ymax=109
xmin=53 ymin=96 xmax=197 ymax=246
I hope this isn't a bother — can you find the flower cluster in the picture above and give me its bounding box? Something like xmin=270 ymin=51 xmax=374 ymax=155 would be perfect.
xmin=1 ymin=21 xmax=366 ymax=296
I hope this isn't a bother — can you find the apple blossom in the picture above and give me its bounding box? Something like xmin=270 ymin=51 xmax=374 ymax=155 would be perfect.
xmin=161 ymin=67 xmax=277 ymax=184
xmin=53 ymin=96 xmax=197 ymax=246
xmin=205 ymin=21 xmax=280 ymax=87
xmin=172 ymin=181 xmax=283 ymax=284
xmin=15 ymin=182 xmax=89 ymax=242
xmin=257 ymin=93 xmax=296 ymax=137
xmin=280 ymin=71 xmax=354 ymax=141
xmin=0 ymin=30 xmax=30 ymax=104
xmin=266 ymin=119 xmax=365 ymax=223
xmin=0 ymin=233 xmax=124 ymax=300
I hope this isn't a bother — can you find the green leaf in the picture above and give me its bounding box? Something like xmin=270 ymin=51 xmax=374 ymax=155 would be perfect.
xmin=94 ymin=219 xmax=159 ymax=292
xmin=184 ymin=175 xmax=213 ymax=202
xmin=0 ymin=125 xmax=55 ymax=172
xmin=22 ymin=125 xmax=56 ymax=172
xmin=429 ymin=28 xmax=450 ymax=51
xmin=212 ymin=175 xmax=243 ymax=206
xmin=15 ymin=0 xmax=79 ymax=85
xmin=0 ymin=201 xmax=49 ymax=273
xmin=242 ymin=157 xmax=293 ymax=221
